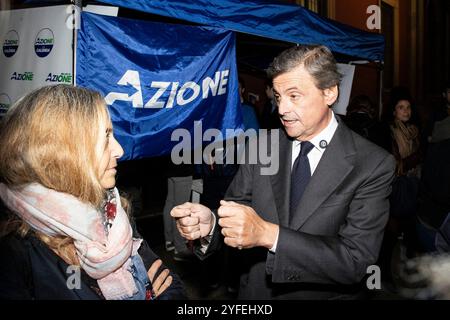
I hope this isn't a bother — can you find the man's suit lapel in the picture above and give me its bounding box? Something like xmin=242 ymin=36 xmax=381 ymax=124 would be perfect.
xmin=270 ymin=130 xmax=292 ymax=227
xmin=289 ymin=123 xmax=356 ymax=230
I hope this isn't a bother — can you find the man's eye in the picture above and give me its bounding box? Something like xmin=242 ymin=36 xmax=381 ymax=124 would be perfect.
xmin=291 ymin=94 xmax=300 ymax=100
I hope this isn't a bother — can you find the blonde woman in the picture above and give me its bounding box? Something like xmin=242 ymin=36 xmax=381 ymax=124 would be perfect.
xmin=0 ymin=85 xmax=185 ymax=300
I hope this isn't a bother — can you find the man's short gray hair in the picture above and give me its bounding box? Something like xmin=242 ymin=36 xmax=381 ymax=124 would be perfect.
xmin=267 ymin=45 xmax=342 ymax=90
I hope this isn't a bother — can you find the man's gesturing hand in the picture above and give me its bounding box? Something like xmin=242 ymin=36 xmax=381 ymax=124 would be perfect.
xmin=217 ymin=200 xmax=279 ymax=250
xmin=170 ymin=202 xmax=213 ymax=240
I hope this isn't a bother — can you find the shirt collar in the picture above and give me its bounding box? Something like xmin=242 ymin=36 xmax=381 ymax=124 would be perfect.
xmin=294 ymin=112 xmax=339 ymax=153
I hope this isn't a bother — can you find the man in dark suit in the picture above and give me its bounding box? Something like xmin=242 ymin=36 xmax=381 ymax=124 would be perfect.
xmin=171 ymin=45 xmax=395 ymax=299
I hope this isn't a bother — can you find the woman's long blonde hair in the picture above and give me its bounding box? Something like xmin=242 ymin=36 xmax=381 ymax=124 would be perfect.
xmin=0 ymin=84 xmax=117 ymax=264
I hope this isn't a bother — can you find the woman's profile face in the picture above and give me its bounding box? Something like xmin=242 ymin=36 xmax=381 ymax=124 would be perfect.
xmin=393 ymin=100 xmax=412 ymax=123
xmin=97 ymin=118 xmax=124 ymax=189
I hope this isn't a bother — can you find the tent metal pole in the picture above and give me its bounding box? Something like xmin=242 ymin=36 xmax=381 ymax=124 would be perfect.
xmin=379 ymin=66 xmax=384 ymax=121
xmin=72 ymin=0 xmax=82 ymax=86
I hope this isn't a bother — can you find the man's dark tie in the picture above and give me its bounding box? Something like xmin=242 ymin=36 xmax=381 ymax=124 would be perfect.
xmin=290 ymin=141 xmax=314 ymax=221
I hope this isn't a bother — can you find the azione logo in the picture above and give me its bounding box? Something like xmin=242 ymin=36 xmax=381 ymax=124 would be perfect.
xmin=11 ymin=71 xmax=34 ymax=81
xmin=34 ymin=28 xmax=54 ymax=58
xmin=0 ymin=93 xmax=11 ymax=114
xmin=3 ymin=30 xmax=19 ymax=57
xmin=45 ymin=72 xmax=72 ymax=83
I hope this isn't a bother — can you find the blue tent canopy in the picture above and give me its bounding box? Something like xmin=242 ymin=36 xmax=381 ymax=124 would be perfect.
xmin=98 ymin=0 xmax=384 ymax=62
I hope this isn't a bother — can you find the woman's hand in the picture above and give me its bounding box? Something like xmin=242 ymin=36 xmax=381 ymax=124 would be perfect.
xmin=147 ymin=259 xmax=173 ymax=298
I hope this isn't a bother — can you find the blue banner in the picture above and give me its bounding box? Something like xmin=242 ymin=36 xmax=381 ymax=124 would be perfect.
xmin=76 ymin=12 xmax=243 ymax=160
xmin=98 ymin=0 xmax=384 ymax=62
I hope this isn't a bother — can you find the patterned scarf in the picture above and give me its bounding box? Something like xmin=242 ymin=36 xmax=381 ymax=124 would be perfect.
xmin=391 ymin=119 xmax=419 ymax=159
xmin=0 ymin=183 xmax=143 ymax=300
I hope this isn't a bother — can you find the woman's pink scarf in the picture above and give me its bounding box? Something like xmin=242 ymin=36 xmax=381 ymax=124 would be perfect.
xmin=0 ymin=183 xmax=143 ymax=300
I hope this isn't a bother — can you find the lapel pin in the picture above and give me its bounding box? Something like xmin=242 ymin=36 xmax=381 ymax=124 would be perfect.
xmin=319 ymin=140 xmax=328 ymax=149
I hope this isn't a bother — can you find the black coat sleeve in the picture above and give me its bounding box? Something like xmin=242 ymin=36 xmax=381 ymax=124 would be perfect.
xmin=137 ymin=239 xmax=187 ymax=300
xmin=0 ymin=234 xmax=34 ymax=300
xmin=131 ymin=219 xmax=187 ymax=299
xmin=192 ymin=210 xmax=224 ymax=261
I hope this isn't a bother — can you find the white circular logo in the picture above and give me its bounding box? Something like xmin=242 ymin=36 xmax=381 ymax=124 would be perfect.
xmin=34 ymin=28 xmax=54 ymax=58
xmin=0 ymin=93 xmax=11 ymax=114
xmin=2 ymin=30 xmax=19 ymax=57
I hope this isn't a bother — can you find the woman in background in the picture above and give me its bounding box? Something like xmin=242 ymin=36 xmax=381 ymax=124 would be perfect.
xmin=389 ymin=92 xmax=421 ymax=178
xmin=378 ymin=88 xmax=423 ymax=288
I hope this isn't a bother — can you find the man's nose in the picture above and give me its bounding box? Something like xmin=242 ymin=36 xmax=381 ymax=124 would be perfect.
xmin=277 ymin=99 xmax=290 ymax=116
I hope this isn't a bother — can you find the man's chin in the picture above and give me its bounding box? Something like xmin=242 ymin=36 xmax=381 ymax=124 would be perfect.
xmin=284 ymin=127 xmax=300 ymax=139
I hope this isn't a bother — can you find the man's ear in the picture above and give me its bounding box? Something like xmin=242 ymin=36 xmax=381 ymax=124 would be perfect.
xmin=323 ymin=85 xmax=338 ymax=106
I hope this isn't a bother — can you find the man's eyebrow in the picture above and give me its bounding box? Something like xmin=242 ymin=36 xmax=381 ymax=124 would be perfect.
xmin=274 ymin=86 xmax=299 ymax=94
